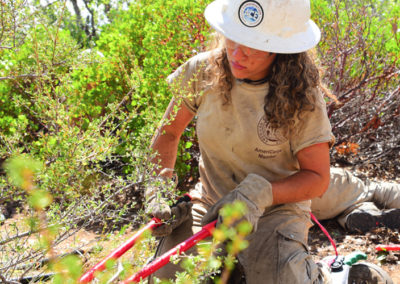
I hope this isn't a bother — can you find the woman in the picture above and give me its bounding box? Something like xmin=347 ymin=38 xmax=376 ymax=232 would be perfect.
xmin=146 ymin=0 xmax=393 ymax=283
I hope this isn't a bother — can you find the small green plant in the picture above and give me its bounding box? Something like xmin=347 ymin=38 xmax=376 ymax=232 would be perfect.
xmin=149 ymin=201 xmax=252 ymax=284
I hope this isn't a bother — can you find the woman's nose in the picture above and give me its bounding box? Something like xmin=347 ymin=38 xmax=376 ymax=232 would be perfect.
xmin=232 ymin=45 xmax=247 ymax=60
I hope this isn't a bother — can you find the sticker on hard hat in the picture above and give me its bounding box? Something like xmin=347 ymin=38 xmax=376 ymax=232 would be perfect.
xmin=238 ymin=1 xmax=264 ymax=28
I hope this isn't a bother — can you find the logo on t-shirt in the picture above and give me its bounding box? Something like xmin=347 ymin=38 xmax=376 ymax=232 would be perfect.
xmin=257 ymin=116 xmax=288 ymax=145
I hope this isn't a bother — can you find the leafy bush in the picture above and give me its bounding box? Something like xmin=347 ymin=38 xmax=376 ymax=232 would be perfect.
xmin=312 ymin=0 xmax=400 ymax=177
xmin=1 ymin=0 xmax=211 ymax=281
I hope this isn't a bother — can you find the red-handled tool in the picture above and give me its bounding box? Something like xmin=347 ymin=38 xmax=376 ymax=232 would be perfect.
xmin=121 ymin=220 xmax=217 ymax=283
xmin=79 ymin=194 xmax=192 ymax=282
xmin=79 ymin=218 xmax=161 ymax=283
xmin=376 ymin=245 xmax=400 ymax=251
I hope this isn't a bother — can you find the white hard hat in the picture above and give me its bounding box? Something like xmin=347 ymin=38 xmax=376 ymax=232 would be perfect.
xmin=204 ymin=0 xmax=321 ymax=54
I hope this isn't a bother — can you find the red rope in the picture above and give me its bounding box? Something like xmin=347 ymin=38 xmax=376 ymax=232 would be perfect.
xmin=310 ymin=212 xmax=338 ymax=266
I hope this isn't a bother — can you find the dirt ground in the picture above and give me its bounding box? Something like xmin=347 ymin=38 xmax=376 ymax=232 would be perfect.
xmin=308 ymin=219 xmax=400 ymax=283
xmin=59 ymin=221 xmax=400 ymax=283
xmin=1 ymin=211 xmax=399 ymax=282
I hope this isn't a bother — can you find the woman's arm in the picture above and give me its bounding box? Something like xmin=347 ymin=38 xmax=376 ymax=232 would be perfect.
xmin=271 ymin=142 xmax=331 ymax=205
xmin=151 ymin=98 xmax=195 ymax=178
xmin=201 ymin=141 xmax=331 ymax=228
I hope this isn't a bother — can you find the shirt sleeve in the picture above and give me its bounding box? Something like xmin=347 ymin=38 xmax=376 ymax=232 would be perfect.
xmin=290 ymin=88 xmax=335 ymax=155
xmin=166 ymin=52 xmax=210 ymax=114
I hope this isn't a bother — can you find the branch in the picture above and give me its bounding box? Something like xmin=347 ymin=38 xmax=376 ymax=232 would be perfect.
xmin=0 ymin=181 xmax=141 ymax=246
xmin=81 ymin=0 xmax=96 ymax=38
xmin=0 ymin=273 xmax=20 ymax=284
xmin=14 ymin=249 xmax=84 ymax=271
xmin=43 ymin=0 xmax=62 ymax=9
xmin=0 ymin=226 xmax=48 ymax=246
xmin=69 ymin=0 xmax=83 ymax=29
xmin=0 ymin=74 xmax=44 ymax=81
xmin=11 ymin=273 xmax=55 ymax=284
xmin=0 ymin=0 xmax=5 ymax=45
xmin=99 ymin=89 xmax=133 ymax=129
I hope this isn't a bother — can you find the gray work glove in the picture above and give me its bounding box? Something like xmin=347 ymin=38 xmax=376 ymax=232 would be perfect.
xmin=145 ymin=177 xmax=193 ymax=237
xmin=201 ymin=173 xmax=273 ymax=231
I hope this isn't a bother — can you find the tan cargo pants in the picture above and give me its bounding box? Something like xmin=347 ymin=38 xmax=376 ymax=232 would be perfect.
xmin=311 ymin=167 xmax=400 ymax=227
xmin=150 ymin=202 xmax=330 ymax=284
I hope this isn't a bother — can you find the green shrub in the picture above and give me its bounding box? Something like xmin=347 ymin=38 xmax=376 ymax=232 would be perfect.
xmin=312 ymin=0 xmax=400 ymax=175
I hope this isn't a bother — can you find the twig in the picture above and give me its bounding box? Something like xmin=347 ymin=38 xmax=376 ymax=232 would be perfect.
xmin=0 ymin=228 xmax=44 ymax=246
xmin=0 ymin=273 xmax=20 ymax=284
xmin=14 ymin=249 xmax=84 ymax=271
xmin=98 ymin=90 xmax=133 ymax=129
xmin=0 ymin=181 xmax=141 ymax=246
xmin=81 ymin=0 xmax=96 ymax=39
xmin=10 ymin=273 xmax=55 ymax=284
xmin=0 ymin=216 xmax=65 ymax=246
xmin=0 ymin=74 xmax=44 ymax=81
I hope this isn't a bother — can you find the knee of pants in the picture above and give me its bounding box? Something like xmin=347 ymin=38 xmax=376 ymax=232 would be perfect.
xmin=240 ymin=211 xmax=321 ymax=284
xmin=276 ymin=230 xmax=320 ymax=284
xmin=371 ymin=181 xmax=400 ymax=208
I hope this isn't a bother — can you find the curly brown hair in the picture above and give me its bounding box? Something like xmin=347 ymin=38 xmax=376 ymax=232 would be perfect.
xmin=205 ymin=34 xmax=325 ymax=135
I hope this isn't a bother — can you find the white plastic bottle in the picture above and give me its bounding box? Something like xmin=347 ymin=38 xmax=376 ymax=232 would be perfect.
xmin=330 ymin=256 xmax=351 ymax=284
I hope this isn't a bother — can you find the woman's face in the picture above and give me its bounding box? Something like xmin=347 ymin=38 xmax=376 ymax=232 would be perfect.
xmin=225 ymin=38 xmax=276 ymax=81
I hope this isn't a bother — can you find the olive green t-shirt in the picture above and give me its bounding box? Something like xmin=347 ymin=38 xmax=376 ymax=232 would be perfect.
xmin=168 ymin=50 xmax=334 ymax=212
